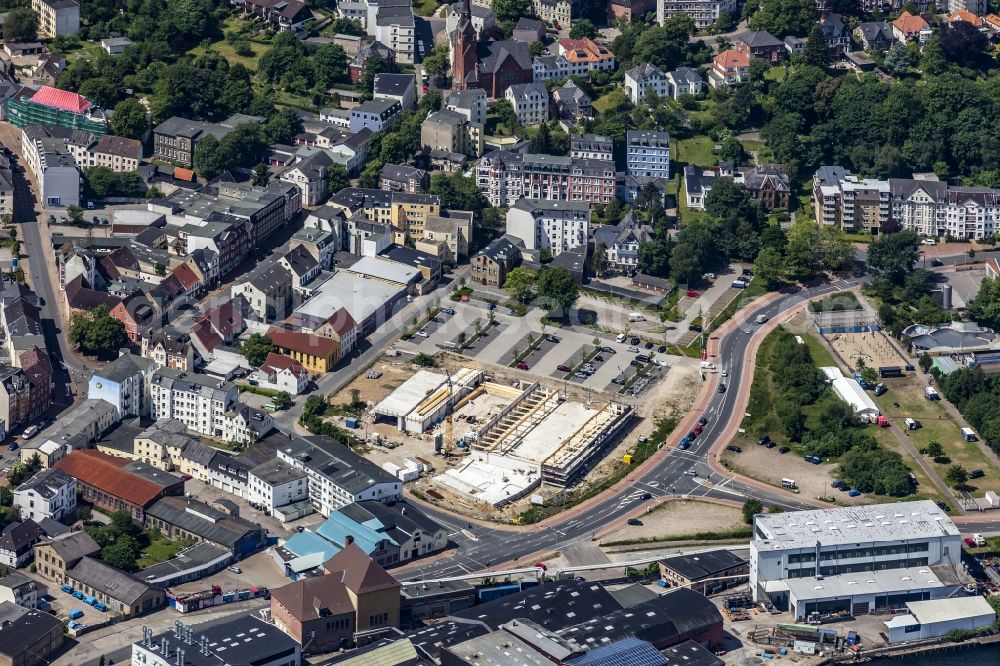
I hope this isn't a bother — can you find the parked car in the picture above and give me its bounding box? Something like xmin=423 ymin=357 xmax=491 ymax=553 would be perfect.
xmin=658 ymin=345 xmax=666 ymax=353
xmin=969 ymin=469 xmax=985 ymax=479
xmin=612 ymin=377 xmax=625 ymax=385
xmin=227 ymin=566 xmax=242 ymax=574
xmin=627 ymin=346 xmax=639 ymax=353
xmin=688 ymin=324 xmax=702 ymax=332
xmin=692 ymin=424 xmax=703 ymax=436
xmin=635 ymin=355 xmax=649 ymax=364
xmin=684 ymin=469 xmax=697 ymax=477
xmin=832 ymin=480 xmax=848 ymax=491
xmin=937 ymin=501 xmax=951 ymax=512
xmin=602 ymin=346 xmax=616 ymax=354
xmin=415 ymin=330 xmax=428 ymax=337
xmin=441 ymin=307 xmax=455 ymax=315
xmin=778 ymin=446 xmax=790 ymax=454
xmin=848 ymin=489 xmax=862 ymax=497
xmin=575 ymin=372 xmax=588 ymax=379
xmin=516 ymin=362 xmax=529 ymax=370
xmin=557 ymin=364 xmax=571 ymax=372
xmin=644 ymin=341 xmax=654 ymax=350
xmin=757 ymin=435 xmax=771 ymax=446
xmin=697 ymin=416 xmax=708 ymax=426
xmin=627 ymin=518 xmax=643 ymax=526
xmin=717 ymin=384 xmax=726 ymax=393
xmin=546 ymin=335 xmax=559 ymax=343
xmin=641 ymin=492 xmax=652 ymax=500
xmin=630 ymin=337 xmax=640 ymax=345
xmin=930 ymin=257 xmax=943 ymax=267
xmin=726 ymin=445 xmax=742 ymax=453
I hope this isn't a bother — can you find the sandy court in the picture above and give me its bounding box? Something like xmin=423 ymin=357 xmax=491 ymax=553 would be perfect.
xmin=824 ymin=330 xmax=908 ymax=370
xmin=600 ymin=499 xmax=745 ymax=545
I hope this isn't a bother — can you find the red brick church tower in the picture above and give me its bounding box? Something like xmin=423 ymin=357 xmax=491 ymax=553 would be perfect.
xmin=451 ymin=0 xmax=478 ymax=90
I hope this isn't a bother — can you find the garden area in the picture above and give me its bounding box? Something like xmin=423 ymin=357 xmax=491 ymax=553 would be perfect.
xmin=83 ymin=510 xmax=194 ymax=572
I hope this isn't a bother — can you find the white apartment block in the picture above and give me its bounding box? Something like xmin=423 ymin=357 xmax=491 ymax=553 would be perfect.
xmin=626 ymin=130 xmax=671 ymax=180
xmin=276 ymin=435 xmax=401 ymax=517
xmin=247 ymin=459 xmax=310 ymax=517
xmin=20 ymin=130 xmax=80 ymax=208
xmin=150 ymin=368 xmax=237 ymax=441
xmin=446 ymin=89 xmax=487 ymax=126
xmin=506 ymin=199 xmax=590 ymax=256
xmin=373 ymin=7 xmax=415 ymax=64
xmin=570 ymin=134 xmax=613 ymax=161
xmin=657 ymin=0 xmax=737 ymax=30
xmin=751 ymin=501 xmax=963 ymax=619
xmin=505 ymin=82 xmax=549 ymax=126
xmin=624 ymin=63 xmax=669 ymax=105
xmin=32 ymin=0 xmax=80 ymax=38
xmin=13 ymin=468 xmax=77 ymax=522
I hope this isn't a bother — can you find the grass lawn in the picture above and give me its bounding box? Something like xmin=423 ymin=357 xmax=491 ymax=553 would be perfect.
xmin=592 ymin=92 xmax=616 ymax=114
xmin=802 ymin=331 xmax=837 ymax=367
xmin=676 ymin=176 xmax=712 ymax=225
xmin=63 ymin=40 xmax=105 ymax=63
xmin=276 ymin=90 xmax=318 ymax=112
xmin=414 ymin=0 xmax=439 ymax=15
xmin=740 ymin=139 xmax=774 ymax=163
xmin=189 ymin=39 xmax=266 ymax=70
xmin=870 ymin=375 xmax=1000 ymax=495
xmin=136 ymin=535 xmax=192 ymax=569
xmin=675 ymin=136 xmax=718 ymax=168
xmin=763 ymin=66 xmax=787 ymax=83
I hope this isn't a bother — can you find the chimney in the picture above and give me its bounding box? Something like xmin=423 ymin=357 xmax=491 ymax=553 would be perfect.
xmin=345 ymin=535 xmax=354 ymax=545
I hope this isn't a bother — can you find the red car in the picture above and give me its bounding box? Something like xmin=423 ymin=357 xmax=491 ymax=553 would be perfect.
xmin=693 ymin=424 xmax=704 ymax=436
xmin=686 ymin=290 xmax=700 ymax=298
xmin=557 ymin=364 xmax=571 ymax=372
xmin=516 ymin=362 xmax=529 ymax=370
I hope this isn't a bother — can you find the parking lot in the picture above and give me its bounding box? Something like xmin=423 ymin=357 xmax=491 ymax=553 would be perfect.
xmin=399 ymin=302 xmax=675 ymax=394
xmin=44 ymin=580 xmax=116 ymax=628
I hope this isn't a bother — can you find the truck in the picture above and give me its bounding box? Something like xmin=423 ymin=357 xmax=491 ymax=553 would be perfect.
xmin=853 ymin=372 xmax=873 ymax=390
xmin=700 ymin=361 xmax=715 ymax=370
xmin=904 ymin=418 xmax=921 ymax=431
xmin=924 ymin=386 xmax=940 ymax=400
xmin=961 ymin=427 xmax=978 ymax=442
xmin=781 ymin=478 xmax=797 ymax=489
xmin=628 ymin=312 xmax=646 ymax=322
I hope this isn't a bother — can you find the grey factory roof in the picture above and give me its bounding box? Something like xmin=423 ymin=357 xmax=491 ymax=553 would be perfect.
xmin=659 ymin=549 xmax=747 ymax=581
xmin=145 ymin=497 xmax=260 ymax=550
xmin=752 ymin=500 xmax=959 ymax=552
xmin=94 ymin=352 xmax=155 ymax=384
xmin=14 ymin=468 xmax=73 ymax=499
xmin=137 ymin=541 xmax=232 ymax=585
xmin=404 ymin=622 xmax=489 ymax=661
xmin=338 ymin=500 xmax=443 ymax=543
xmin=452 ymin=579 xmax=622 ymax=631
xmin=280 ymin=435 xmax=398 ymax=494
xmin=444 ymin=629 xmax=549 ymax=665
xmin=68 ymin=556 xmax=155 ymax=605
xmin=557 ymin=589 xmax=722 ymax=649
xmin=569 ymin=637 xmax=668 ymax=666
xmin=0 ymin=608 xmax=62 ymax=660
xmin=138 ymin=613 xmax=297 ymax=666
xmin=0 ymin=572 xmax=33 ymax=592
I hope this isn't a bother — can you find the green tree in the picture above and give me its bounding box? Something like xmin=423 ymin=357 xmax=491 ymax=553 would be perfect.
xmin=101 ymin=535 xmax=139 ymax=572
xmin=66 ymin=205 xmax=84 ymax=224
xmin=361 ymin=53 xmax=388 ymax=97
xmin=867 ymin=229 xmax=920 ymax=284
xmin=493 ymin=99 xmax=520 ymax=131
xmin=421 ymin=44 xmax=450 ymax=77
xmin=327 ymin=164 xmax=350 ymax=193
xmin=504 ymin=267 xmax=538 ymax=303
xmin=492 ymin=0 xmax=530 ymax=22
xmin=8 ymin=453 xmax=42 ymax=487
xmin=242 ymin=334 xmax=275 ymax=367
xmin=670 ymin=220 xmax=720 ymax=284
xmin=68 ymin=305 xmax=128 ymax=358
xmin=918 ymin=353 xmax=933 ymax=373
xmin=4 ymin=8 xmax=37 ymax=42
xmin=967 ymin=276 xmax=1000 ymax=328
xmin=593 ymin=243 xmax=608 ymax=276
xmin=430 ymin=172 xmax=487 ymax=213
xmin=638 ymin=240 xmax=671 ymax=277
xmin=883 ymin=42 xmax=911 ymax=75
xmin=536 ymin=267 xmax=579 ymax=314
xmin=313 ymin=44 xmax=348 ymax=88
xmin=193 ymin=133 xmax=225 ymax=178
xmin=753 ymin=246 xmax=784 ymax=289
xmin=110 ymin=98 xmax=148 ymax=140
xmin=945 ymin=464 xmax=968 ymax=488
xmin=569 ymin=19 xmax=598 ymax=40
xmin=749 ymin=0 xmax=818 ymax=37
xmin=413 ymin=352 xmax=437 ymax=367
xmin=803 ymin=23 xmax=829 ymax=67
xmin=717 ymin=136 xmax=746 ymax=165
xmin=263 ymin=109 xmax=302 ymax=145
xmin=273 ymin=391 xmax=293 ymax=410
xmin=252 ymin=163 xmax=269 ymax=186
xmin=923 ymin=441 xmax=945 ymax=458
xmin=155 ymin=263 xmax=166 ymax=277
xmin=742 ymin=498 xmax=763 ymax=524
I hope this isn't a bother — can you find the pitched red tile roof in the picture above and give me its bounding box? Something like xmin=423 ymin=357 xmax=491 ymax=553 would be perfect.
xmin=714 ymin=49 xmax=750 ymax=69
xmin=260 ymin=352 xmax=305 ymax=376
xmin=328 ymin=308 xmax=357 ymax=338
xmin=950 ymin=9 xmax=982 ymax=26
xmin=172 ymin=263 xmax=200 ymax=290
xmin=323 ymin=543 xmax=400 ymax=595
xmin=54 ymin=450 xmax=166 ymax=508
xmin=18 ymin=345 xmax=51 ymax=389
xmin=270 ymin=575 xmax=354 ymax=622
xmin=267 ymin=326 xmax=338 ymax=359
xmin=893 ymin=11 xmax=929 ymax=34
xmin=174 ymin=167 xmax=195 ymax=182
xmin=985 ymin=256 xmax=1000 ymax=277
xmin=30 ymin=86 xmax=91 ymax=114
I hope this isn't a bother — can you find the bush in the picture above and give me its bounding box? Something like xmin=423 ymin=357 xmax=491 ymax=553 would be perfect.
xmin=839 ymin=447 xmax=913 ymax=496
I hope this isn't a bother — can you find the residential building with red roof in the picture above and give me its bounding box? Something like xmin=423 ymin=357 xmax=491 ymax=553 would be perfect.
xmin=949 ymin=8 xmax=983 ymax=27
xmin=892 ymin=11 xmax=932 ymax=43
xmin=708 ymin=49 xmax=750 ymax=88
xmin=54 ymin=450 xmax=185 ymax=521
xmin=189 ymin=296 xmax=249 ymax=361
xmin=985 ymin=13 xmax=1000 ymax=32
xmin=256 ymin=352 xmax=309 ymax=395
xmin=267 ymin=326 xmax=341 ymax=374
xmin=111 ymin=293 xmax=156 ymax=342
xmin=555 ymin=37 xmax=616 ymax=76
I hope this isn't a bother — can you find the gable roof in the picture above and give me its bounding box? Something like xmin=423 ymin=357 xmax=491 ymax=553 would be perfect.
xmin=856 ymin=21 xmax=893 ymax=43
xmin=29 ymin=86 xmax=91 ymax=114
xmin=54 ymin=450 xmax=173 ymax=508
xmin=481 ymin=40 xmax=531 ymax=74
xmin=950 ymin=9 xmax=983 ymax=26
xmin=267 ymin=326 xmax=339 ymax=358
xmin=625 ymin=63 xmax=665 ymax=82
xmin=323 ymin=542 xmax=401 ymax=595
xmin=171 ymin=262 xmax=201 ymax=290
xmin=38 ymin=530 xmax=100 ymax=565
xmin=260 ymin=351 xmax=306 ymax=376
xmin=67 ymin=556 xmax=155 ymax=605
xmin=271 ymin=574 xmax=354 ymax=621
xmin=735 ymin=30 xmax=783 ymax=48
xmin=714 ymin=49 xmax=750 ymax=68
xmin=893 ymin=11 xmax=929 ymax=34
xmin=0 ymin=520 xmax=44 ymax=553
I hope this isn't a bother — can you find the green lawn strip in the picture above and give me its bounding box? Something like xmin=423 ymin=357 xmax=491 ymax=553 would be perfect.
xmin=675 ymin=136 xmax=719 ymax=168
xmin=136 ymin=536 xmax=191 ymax=569
xmin=870 ymin=380 xmax=1000 ymax=494
xmin=802 ymin=331 xmax=837 ymax=367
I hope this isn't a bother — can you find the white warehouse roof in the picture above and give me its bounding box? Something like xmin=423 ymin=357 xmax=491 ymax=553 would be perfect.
xmin=785 ymin=566 xmax=946 ymax=603
xmin=831 ymin=376 xmax=879 ymax=417
xmin=346 ymin=256 xmax=420 ymax=286
xmin=373 ymin=370 xmax=449 ymax=419
xmin=906 ymin=596 xmax=996 ymax=624
xmin=753 ymin=500 xmax=959 ymax=551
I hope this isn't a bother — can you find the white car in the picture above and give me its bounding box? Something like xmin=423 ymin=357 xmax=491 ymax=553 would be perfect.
xmin=684 ymin=469 xmax=697 ymax=477
xmin=921 ymin=239 xmax=937 ymax=245
xmin=415 ymin=330 xmax=429 ymax=337
xmin=654 ymin=359 xmax=668 ymax=367
xmin=627 ymin=346 xmax=639 ymax=353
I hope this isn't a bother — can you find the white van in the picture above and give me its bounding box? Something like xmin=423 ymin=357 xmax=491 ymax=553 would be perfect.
xmin=904 ymin=418 xmax=920 ymax=431
xmin=700 ymin=361 xmax=715 ymax=370
xmin=616 ymin=333 xmax=627 ymax=343
xmin=23 ymin=425 xmax=39 ymax=439
xmin=628 ymin=313 xmax=646 ymax=322
xmin=781 ymin=478 xmax=797 ymax=489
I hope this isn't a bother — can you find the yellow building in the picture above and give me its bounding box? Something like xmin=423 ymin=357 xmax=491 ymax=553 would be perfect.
xmin=268 ymin=327 xmax=340 ymax=374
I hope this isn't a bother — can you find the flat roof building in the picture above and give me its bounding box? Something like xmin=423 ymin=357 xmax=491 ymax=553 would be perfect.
xmin=751 ymin=500 xmax=963 ymax=614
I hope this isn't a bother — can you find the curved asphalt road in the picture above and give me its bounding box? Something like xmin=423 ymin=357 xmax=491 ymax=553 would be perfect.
xmin=401 ymin=279 xmax=863 ymax=580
